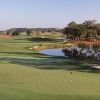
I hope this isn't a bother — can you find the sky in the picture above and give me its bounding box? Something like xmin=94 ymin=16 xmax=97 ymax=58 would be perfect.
xmin=0 ymin=0 xmax=100 ymax=30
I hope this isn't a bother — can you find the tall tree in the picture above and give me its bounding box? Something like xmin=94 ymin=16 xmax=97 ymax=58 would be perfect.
xmin=26 ymin=29 xmax=31 ymax=36
xmin=63 ymin=20 xmax=98 ymax=40
xmin=67 ymin=21 xmax=78 ymax=28
xmin=83 ymin=20 xmax=96 ymax=28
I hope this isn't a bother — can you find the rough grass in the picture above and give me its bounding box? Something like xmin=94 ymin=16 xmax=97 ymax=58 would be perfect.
xmin=0 ymin=36 xmax=100 ymax=100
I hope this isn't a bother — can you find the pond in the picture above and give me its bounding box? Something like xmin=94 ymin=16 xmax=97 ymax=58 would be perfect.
xmin=39 ymin=48 xmax=65 ymax=56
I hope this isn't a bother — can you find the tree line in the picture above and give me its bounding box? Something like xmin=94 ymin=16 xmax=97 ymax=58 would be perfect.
xmin=0 ymin=28 xmax=61 ymax=36
xmin=63 ymin=20 xmax=100 ymax=40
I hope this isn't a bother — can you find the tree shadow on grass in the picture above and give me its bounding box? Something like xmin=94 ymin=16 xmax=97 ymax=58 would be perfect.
xmin=0 ymin=51 xmax=68 ymax=59
xmin=1 ymin=55 xmax=100 ymax=73
xmin=0 ymin=51 xmax=33 ymax=55
xmin=26 ymin=37 xmax=59 ymax=42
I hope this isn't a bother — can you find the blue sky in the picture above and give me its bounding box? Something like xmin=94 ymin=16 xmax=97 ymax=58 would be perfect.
xmin=0 ymin=0 xmax=100 ymax=30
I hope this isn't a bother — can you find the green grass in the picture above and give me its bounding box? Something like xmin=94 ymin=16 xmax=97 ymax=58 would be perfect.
xmin=0 ymin=61 xmax=100 ymax=100
xmin=0 ymin=36 xmax=100 ymax=100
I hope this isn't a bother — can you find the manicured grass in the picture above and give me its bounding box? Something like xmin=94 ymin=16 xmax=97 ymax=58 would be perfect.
xmin=0 ymin=36 xmax=100 ymax=100
xmin=0 ymin=61 xmax=100 ymax=100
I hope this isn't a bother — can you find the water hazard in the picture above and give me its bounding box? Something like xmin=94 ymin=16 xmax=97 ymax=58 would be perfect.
xmin=39 ymin=48 xmax=65 ymax=56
